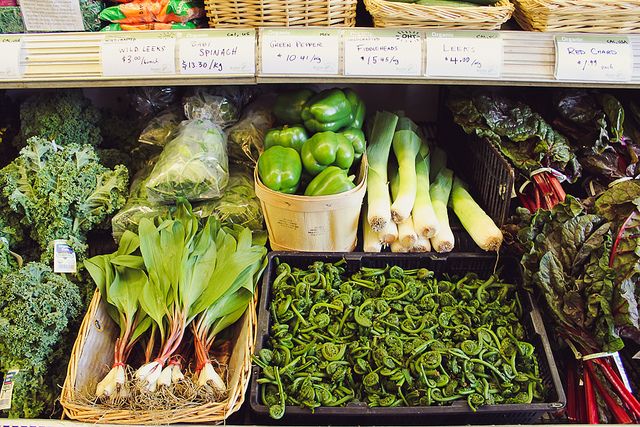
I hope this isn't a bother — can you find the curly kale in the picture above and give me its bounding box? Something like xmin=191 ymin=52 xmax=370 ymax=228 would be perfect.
xmin=0 ymin=262 xmax=83 ymax=418
xmin=17 ymin=91 xmax=102 ymax=148
xmin=1 ymin=137 xmax=129 ymax=261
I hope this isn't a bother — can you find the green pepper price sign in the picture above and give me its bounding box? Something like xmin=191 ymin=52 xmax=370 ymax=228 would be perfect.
xmin=260 ymin=28 xmax=340 ymax=75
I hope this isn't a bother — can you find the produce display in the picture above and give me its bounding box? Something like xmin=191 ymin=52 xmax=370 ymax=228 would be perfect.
xmin=257 ymin=88 xmax=366 ymax=197
xmin=255 ymin=260 xmax=543 ymax=418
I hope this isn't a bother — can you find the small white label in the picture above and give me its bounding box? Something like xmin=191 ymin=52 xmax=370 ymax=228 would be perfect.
xmin=344 ymin=29 xmax=422 ymax=77
xmin=426 ymin=31 xmax=503 ymax=78
xmin=178 ymin=29 xmax=255 ymax=75
xmin=634 ymin=350 xmax=640 ymax=360
xmin=20 ymin=0 xmax=84 ymax=32
xmin=0 ymin=37 xmax=22 ymax=79
xmin=555 ymin=35 xmax=633 ymax=82
xmin=261 ymin=29 xmax=340 ymax=75
xmin=0 ymin=369 xmax=19 ymax=411
xmin=53 ymin=240 xmax=77 ymax=274
xmin=102 ymin=34 xmax=176 ymax=77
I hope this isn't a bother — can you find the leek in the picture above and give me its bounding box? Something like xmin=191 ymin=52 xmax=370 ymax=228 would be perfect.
xmin=366 ymin=111 xmax=399 ymax=231
xmin=362 ymin=204 xmax=382 ymax=252
xmin=430 ymin=168 xmax=455 ymax=253
xmin=412 ymin=143 xmax=439 ymax=238
xmin=429 ymin=145 xmax=447 ymax=182
xmin=390 ymin=165 xmax=417 ymax=247
xmin=378 ymin=219 xmax=399 ymax=245
xmin=390 ymin=122 xmax=421 ymax=224
xmin=450 ymin=176 xmax=503 ymax=251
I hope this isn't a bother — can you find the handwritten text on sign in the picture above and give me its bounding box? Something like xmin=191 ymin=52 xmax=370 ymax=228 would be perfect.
xmin=102 ymin=34 xmax=176 ymax=77
xmin=0 ymin=37 xmax=22 ymax=79
xmin=178 ymin=29 xmax=255 ymax=75
xmin=426 ymin=31 xmax=502 ymax=78
xmin=344 ymin=30 xmax=422 ymax=76
xmin=555 ymin=36 xmax=633 ymax=82
xmin=261 ymin=29 xmax=340 ymax=75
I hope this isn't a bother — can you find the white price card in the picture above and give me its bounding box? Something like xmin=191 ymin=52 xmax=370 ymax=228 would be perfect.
xmin=0 ymin=36 xmax=22 ymax=79
xmin=344 ymin=29 xmax=422 ymax=76
xmin=101 ymin=33 xmax=176 ymax=77
xmin=178 ymin=29 xmax=255 ymax=75
xmin=260 ymin=29 xmax=340 ymax=75
xmin=555 ymin=35 xmax=633 ymax=82
xmin=426 ymin=31 xmax=503 ymax=78
xmin=20 ymin=0 xmax=84 ymax=32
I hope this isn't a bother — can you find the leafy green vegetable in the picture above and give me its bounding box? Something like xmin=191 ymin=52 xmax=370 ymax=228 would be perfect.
xmin=0 ymin=262 xmax=83 ymax=418
xmin=256 ymin=261 xmax=543 ymax=417
xmin=0 ymin=137 xmax=129 ymax=261
xmin=17 ymin=91 xmax=102 ymax=148
xmin=447 ymin=90 xmax=581 ymax=183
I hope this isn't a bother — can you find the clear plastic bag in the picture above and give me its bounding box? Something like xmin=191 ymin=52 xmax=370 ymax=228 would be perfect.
xmin=182 ymin=89 xmax=240 ymax=129
xmin=138 ymin=107 xmax=184 ymax=146
xmin=130 ymin=87 xmax=180 ymax=118
xmin=145 ymin=118 xmax=229 ymax=203
xmin=227 ymin=94 xmax=276 ymax=168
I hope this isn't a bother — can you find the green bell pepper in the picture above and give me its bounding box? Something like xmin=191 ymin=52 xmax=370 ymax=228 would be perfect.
xmin=273 ymin=89 xmax=315 ymax=125
xmin=302 ymin=88 xmax=354 ymax=133
xmin=340 ymin=127 xmax=366 ymax=160
xmin=264 ymin=125 xmax=309 ymax=153
xmin=344 ymin=88 xmax=365 ymax=129
xmin=258 ymin=146 xmax=302 ymax=194
xmin=301 ymin=131 xmax=355 ymax=176
xmin=304 ymin=166 xmax=356 ymax=196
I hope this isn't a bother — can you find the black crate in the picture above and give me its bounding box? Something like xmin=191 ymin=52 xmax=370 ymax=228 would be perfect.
xmin=250 ymin=252 xmax=566 ymax=425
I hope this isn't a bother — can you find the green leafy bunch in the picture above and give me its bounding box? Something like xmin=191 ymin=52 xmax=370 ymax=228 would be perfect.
xmin=0 ymin=136 xmax=129 ymax=261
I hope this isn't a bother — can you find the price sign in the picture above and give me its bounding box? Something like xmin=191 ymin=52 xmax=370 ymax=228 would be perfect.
xmin=344 ymin=29 xmax=422 ymax=76
xmin=0 ymin=36 xmax=22 ymax=79
xmin=178 ymin=29 xmax=255 ymax=75
xmin=555 ymin=35 xmax=633 ymax=82
xmin=426 ymin=31 xmax=503 ymax=78
xmin=261 ymin=29 xmax=340 ymax=75
xmin=101 ymin=33 xmax=176 ymax=77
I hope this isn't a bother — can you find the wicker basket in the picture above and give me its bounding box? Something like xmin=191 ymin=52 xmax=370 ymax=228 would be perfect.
xmin=513 ymin=0 xmax=640 ymax=33
xmin=205 ymin=0 xmax=357 ymax=27
xmin=60 ymin=291 xmax=256 ymax=424
xmin=363 ymin=0 xmax=514 ymax=29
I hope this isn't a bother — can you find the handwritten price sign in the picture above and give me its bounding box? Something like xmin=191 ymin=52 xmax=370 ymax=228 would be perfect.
xmin=344 ymin=29 xmax=422 ymax=76
xmin=178 ymin=29 xmax=255 ymax=75
xmin=0 ymin=36 xmax=22 ymax=79
xmin=261 ymin=29 xmax=340 ymax=75
xmin=101 ymin=33 xmax=176 ymax=77
xmin=555 ymin=35 xmax=633 ymax=82
xmin=426 ymin=31 xmax=503 ymax=78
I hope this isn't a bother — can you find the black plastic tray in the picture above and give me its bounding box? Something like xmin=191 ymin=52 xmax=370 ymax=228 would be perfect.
xmin=250 ymin=252 xmax=566 ymax=425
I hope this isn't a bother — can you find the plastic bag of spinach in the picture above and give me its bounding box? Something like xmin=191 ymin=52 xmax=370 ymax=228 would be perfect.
xmin=145 ymin=118 xmax=229 ymax=203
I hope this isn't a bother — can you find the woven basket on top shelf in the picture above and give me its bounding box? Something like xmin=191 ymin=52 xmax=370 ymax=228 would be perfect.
xmin=60 ymin=291 xmax=256 ymax=425
xmin=513 ymin=0 xmax=640 ymax=33
xmin=363 ymin=0 xmax=514 ymax=29
xmin=205 ymin=0 xmax=357 ymax=27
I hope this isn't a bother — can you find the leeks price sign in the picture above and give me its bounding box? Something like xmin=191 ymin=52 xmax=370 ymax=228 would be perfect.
xmin=101 ymin=33 xmax=176 ymax=77
xmin=425 ymin=31 xmax=503 ymax=79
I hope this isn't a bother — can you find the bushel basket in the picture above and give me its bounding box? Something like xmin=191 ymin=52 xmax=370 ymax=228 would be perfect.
xmin=60 ymin=291 xmax=256 ymax=424
xmin=513 ymin=0 xmax=640 ymax=33
xmin=205 ymin=0 xmax=357 ymax=27
xmin=363 ymin=0 xmax=513 ymax=29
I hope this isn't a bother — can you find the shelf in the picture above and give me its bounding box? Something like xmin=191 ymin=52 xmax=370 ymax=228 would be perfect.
xmin=1 ymin=28 xmax=640 ymax=89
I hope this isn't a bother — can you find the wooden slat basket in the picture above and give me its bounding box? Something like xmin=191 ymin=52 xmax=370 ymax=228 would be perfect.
xmin=513 ymin=0 xmax=640 ymax=33
xmin=60 ymin=291 xmax=256 ymax=425
xmin=363 ymin=0 xmax=514 ymax=29
xmin=204 ymin=0 xmax=357 ymax=27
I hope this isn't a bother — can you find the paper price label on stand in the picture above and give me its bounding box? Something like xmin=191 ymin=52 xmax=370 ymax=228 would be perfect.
xmin=426 ymin=31 xmax=503 ymax=78
xmin=261 ymin=29 xmax=340 ymax=75
xmin=344 ymin=29 xmax=422 ymax=76
xmin=555 ymin=35 xmax=633 ymax=82
xmin=0 ymin=36 xmax=22 ymax=79
xmin=101 ymin=33 xmax=176 ymax=77
xmin=178 ymin=29 xmax=255 ymax=75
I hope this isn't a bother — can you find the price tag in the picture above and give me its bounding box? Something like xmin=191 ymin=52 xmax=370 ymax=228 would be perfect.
xmin=0 ymin=36 xmax=22 ymax=79
xmin=426 ymin=31 xmax=503 ymax=78
xmin=101 ymin=33 xmax=176 ymax=77
xmin=344 ymin=29 xmax=422 ymax=76
xmin=261 ymin=29 xmax=340 ymax=75
xmin=555 ymin=35 xmax=633 ymax=82
xmin=178 ymin=29 xmax=255 ymax=75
